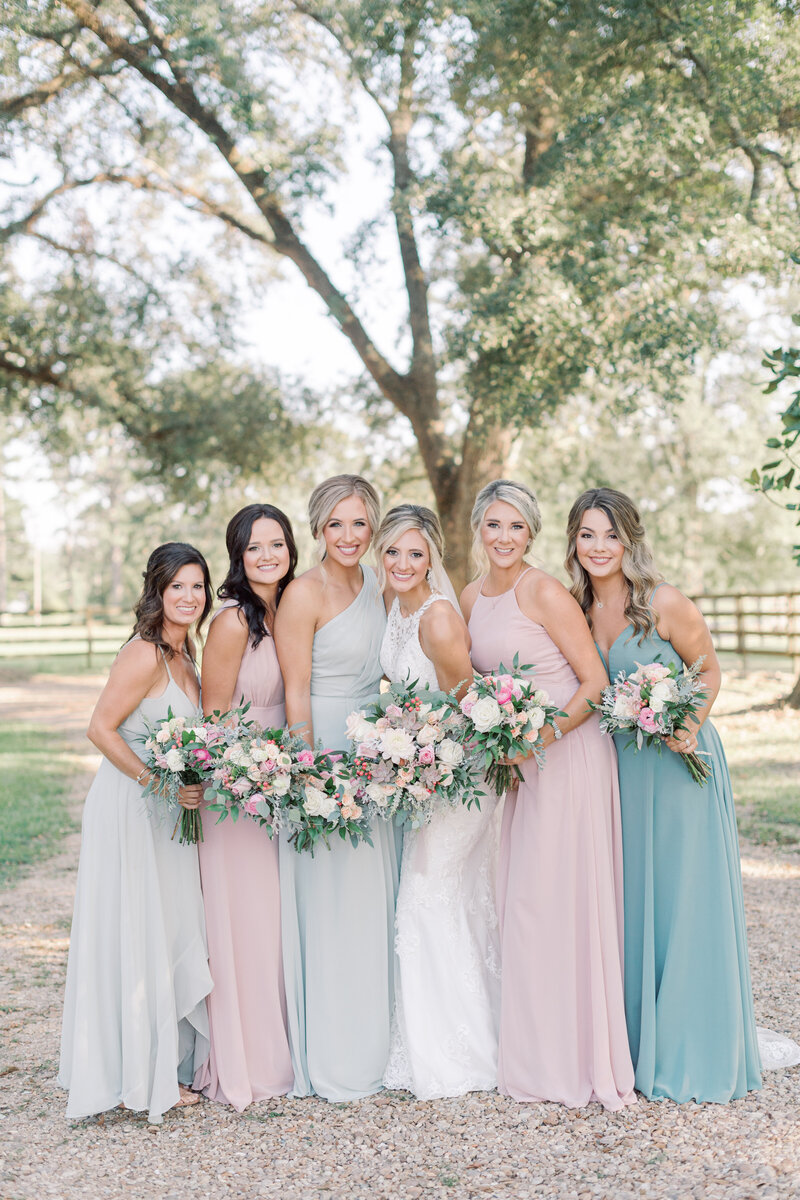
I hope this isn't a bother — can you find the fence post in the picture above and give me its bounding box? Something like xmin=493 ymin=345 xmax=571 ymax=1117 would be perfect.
xmin=735 ymin=595 xmax=747 ymax=671
xmin=86 ymin=609 xmax=93 ymax=669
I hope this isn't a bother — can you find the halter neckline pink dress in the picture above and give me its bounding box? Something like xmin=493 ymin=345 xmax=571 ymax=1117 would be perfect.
xmin=468 ymin=570 xmax=635 ymax=1111
xmin=194 ymin=601 xmax=293 ymax=1108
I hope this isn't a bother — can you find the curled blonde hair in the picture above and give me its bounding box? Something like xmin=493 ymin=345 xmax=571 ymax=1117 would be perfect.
xmin=307 ymin=474 xmax=381 ymax=563
xmin=469 ymin=479 xmax=542 ymax=576
xmin=565 ymin=487 xmax=662 ymax=641
xmin=373 ymin=504 xmax=446 ymax=593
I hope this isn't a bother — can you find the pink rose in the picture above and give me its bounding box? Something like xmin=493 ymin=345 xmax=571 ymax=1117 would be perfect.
xmin=493 ymin=674 xmax=515 ymax=704
xmin=418 ymin=744 xmax=435 ymax=766
xmin=193 ymin=747 xmax=211 ymax=763
xmin=243 ymin=797 xmax=260 ymax=815
xmin=297 ymin=749 xmax=314 ymax=767
xmin=385 ymin=704 xmax=403 ymax=718
xmin=638 ymin=707 xmax=658 ymax=734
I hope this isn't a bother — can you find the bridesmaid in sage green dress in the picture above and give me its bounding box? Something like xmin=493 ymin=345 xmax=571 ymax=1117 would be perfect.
xmin=274 ymin=475 xmax=399 ymax=1101
xmin=566 ymin=488 xmax=761 ymax=1103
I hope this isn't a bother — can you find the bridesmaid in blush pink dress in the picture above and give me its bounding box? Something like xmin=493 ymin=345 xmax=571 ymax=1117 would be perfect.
xmin=193 ymin=504 xmax=295 ymax=1109
xmin=462 ymin=480 xmax=635 ymax=1111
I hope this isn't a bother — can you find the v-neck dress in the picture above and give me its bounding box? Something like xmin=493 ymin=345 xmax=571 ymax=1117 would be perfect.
xmin=604 ymin=620 xmax=761 ymax=1102
xmin=469 ymin=573 xmax=635 ymax=1111
xmin=59 ymin=647 xmax=212 ymax=1124
xmin=194 ymin=602 xmax=293 ymax=1108
xmin=278 ymin=565 xmax=400 ymax=1100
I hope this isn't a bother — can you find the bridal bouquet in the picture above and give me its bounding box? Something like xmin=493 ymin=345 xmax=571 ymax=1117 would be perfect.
xmin=281 ymin=749 xmax=373 ymax=854
xmin=454 ymin=657 xmax=566 ymax=794
xmin=203 ymin=718 xmax=299 ymax=839
xmin=345 ymin=682 xmax=483 ymax=831
xmin=589 ymin=657 xmax=711 ymax=785
xmin=141 ymin=707 xmax=215 ymax=844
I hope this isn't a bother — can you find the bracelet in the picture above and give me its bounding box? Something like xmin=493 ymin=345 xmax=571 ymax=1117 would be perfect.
xmin=135 ymin=767 xmax=148 ymax=785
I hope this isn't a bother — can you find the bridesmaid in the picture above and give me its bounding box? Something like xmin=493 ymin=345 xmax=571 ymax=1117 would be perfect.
xmin=566 ymin=487 xmax=762 ymax=1103
xmin=274 ymin=474 xmax=399 ymax=1101
xmin=462 ymin=480 xmax=635 ymax=1111
xmin=193 ymin=504 xmax=295 ymax=1109
xmin=59 ymin=543 xmax=213 ymax=1123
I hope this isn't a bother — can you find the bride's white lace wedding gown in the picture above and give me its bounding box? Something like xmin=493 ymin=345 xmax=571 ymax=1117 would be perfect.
xmin=381 ymin=592 xmax=502 ymax=1099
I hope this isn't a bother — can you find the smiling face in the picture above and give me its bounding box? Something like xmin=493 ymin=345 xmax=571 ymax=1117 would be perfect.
xmin=383 ymin=527 xmax=431 ymax=595
xmin=322 ymin=495 xmax=372 ymax=567
xmin=480 ymin=500 xmax=531 ymax=572
xmin=574 ymin=507 xmax=626 ymax=582
xmin=161 ymin=563 xmax=207 ymax=630
xmin=242 ymin=516 xmax=291 ymax=596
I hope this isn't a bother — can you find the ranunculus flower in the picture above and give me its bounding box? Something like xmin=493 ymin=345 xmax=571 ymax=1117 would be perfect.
xmin=165 ymin=747 xmax=185 ymax=772
xmin=493 ymin=674 xmax=515 ymax=704
xmin=340 ymin=798 xmax=362 ymax=820
xmin=380 ymin=727 xmax=416 ymax=763
xmin=296 ymin=749 xmax=314 ymax=767
xmin=527 ymin=706 xmax=546 ymax=731
xmin=417 ymin=723 xmax=439 ymax=746
xmin=459 ymin=691 xmax=478 ymax=716
xmin=470 ymin=696 xmax=502 ymax=732
xmin=436 ymin=738 xmax=464 ymax=767
xmin=365 ymin=782 xmax=394 ymax=808
xmin=156 ymin=727 xmax=172 ymax=745
xmin=638 ymin=707 xmax=658 ymax=733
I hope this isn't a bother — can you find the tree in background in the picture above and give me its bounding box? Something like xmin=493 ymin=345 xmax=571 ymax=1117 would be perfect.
xmin=1 ymin=1 xmax=799 ymax=583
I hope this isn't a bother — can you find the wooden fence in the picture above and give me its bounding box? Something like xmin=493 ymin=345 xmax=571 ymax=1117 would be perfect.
xmin=0 ymin=611 xmax=130 ymax=666
xmin=693 ymin=591 xmax=800 ymax=670
xmin=1 ymin=592 xmax=799 ymax=670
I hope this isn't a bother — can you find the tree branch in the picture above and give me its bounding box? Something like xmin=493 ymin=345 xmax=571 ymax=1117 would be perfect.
xmin=289 ymin=1 xmax=390 ymax=120
xmin=0 ymin=50 xmax=121 ymax=118
xmin=0 ymin=351 xmax=70 ymax=391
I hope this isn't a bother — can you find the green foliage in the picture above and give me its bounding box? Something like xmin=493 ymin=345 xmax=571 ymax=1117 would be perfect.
xmin=0 ymin=722 xmax=76 ymax=886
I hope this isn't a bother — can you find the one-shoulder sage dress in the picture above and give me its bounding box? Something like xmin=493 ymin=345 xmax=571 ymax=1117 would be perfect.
xmin=605 ymin=617 xmax=761 ymax=1103
xmin=278 ymin=566 xmax=400 ymax=1100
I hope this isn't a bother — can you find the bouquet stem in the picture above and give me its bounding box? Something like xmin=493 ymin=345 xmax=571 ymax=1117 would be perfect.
xmin=684 ymin=751 xmax=711 ymax=786
xmin=486 ymin=761 xmax=525 ymax=795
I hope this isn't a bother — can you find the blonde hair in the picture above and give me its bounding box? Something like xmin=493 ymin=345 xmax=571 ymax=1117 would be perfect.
xmin=373 ymin=504 xmax=446 ymax=593
xmin=469 ymin=479 xmax=542 ymax=575
xmin=565 ymin=487 xmax=662 ymax=641
xmin=307 ymin=474 xmax=381 ymax=563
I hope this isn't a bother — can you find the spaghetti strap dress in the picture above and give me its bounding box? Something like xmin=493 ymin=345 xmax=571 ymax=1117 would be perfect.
xmin=278 ymin=565 xmax=400 ymax=1100
xmin=469 ymin=572 xmax=635 ymax=1111
xmin=59 ymin=648 xmax=211 ymax=1124
xmin=194 ymin=602 xmax=293 ymax=1108
xmin=605 ymin=610 xmax=762 ymax=1102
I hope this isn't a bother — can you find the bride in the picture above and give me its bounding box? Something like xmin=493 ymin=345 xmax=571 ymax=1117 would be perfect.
xmin=374 ymin=504 xmax=501 ymax=1099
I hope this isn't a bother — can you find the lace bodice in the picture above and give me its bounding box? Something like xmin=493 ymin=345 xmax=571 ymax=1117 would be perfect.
xmin=380 ymin=593 xmax=450 ymax=689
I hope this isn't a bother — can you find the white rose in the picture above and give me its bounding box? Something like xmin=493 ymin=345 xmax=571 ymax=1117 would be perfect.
xmin=436 ymin=738 xmax=464 ymax=768
xmin=272 ymin=772 xmax=292 ymax=796
xmin=470 ymin=696 xmax=502 ymax=733
xmin=247 ymin=764 xmax=262 ymax=782
xmin=417 ymin=723 xmax=440 ymax=746
xmin=418 ymin=702 xmax=432 ymax=718
xmin=191 ymin=725 xmax=209 ymax=744
xmin=527 ymin=706 xmax=546 ymax=732
xmin=365 ymin=782 xmax=394 ymax=808
xmin=345 ymin=711 xmax=375 ymax=744
xmin=612 ymin=694 xmax=638 ymax=721
xmin=379 ymin=727 xmax=416 ymax=763
xmin=650 ymin=679 xmax=677 ymax=706
xmin=304 ymin=784 xmax=337 ymax=819
xmin=250 ymin=746 xmax=272 ymax=763
xmin=165 ymin=747 xmax=185 ymax=772
xmin=156 ymin=727 xmax=171 ymax=745
xmin=277 ymin=751 xmax=292 ymax=770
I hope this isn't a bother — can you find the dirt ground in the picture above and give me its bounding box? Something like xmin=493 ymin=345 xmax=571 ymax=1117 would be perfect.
xmin=0 ymin=672 xmax=799 ymax=1200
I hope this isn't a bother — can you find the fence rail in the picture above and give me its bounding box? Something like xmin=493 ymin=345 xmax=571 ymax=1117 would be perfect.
xmin=693 ymin=591 xmax=800 ymax=669
xmin=0 ymin=611 xmax=129 ymax=665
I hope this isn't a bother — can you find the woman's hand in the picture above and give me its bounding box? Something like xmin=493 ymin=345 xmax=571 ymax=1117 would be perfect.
xmin=178 ymin=783 xmax=205 ymax=810
xmin=664 ymin=728 xmax=698 ymax=755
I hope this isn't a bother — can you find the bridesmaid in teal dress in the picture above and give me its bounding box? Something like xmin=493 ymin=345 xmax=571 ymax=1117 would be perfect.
xmin=565 ymin=488 xmax=761 ymax=1103
xmin=274 ymin=474 xmax=400 ymax=1100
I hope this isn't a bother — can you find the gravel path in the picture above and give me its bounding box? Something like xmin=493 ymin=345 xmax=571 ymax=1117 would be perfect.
xmin=1 ymin=673 xmax=799 ymax=1200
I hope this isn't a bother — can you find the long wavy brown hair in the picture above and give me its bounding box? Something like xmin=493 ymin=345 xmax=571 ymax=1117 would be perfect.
xmin=218 ymin=504 xmax=297 ymax=647
xmin=130 ymin=542 xmax=213 ymax=660
xmin=565 ymin=488 xmax=662 ymax=641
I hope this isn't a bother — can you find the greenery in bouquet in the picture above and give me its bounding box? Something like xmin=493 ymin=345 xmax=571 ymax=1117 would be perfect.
xmin=281 ymin=749 xmax=373 ymax=855
xmin=454 ymin=656 xmax=566 ymax=795
xmin=141 ymin=707 xmax=214 ymax=845
xmin=588 ymin=657 xmax=711 ymax=785
xmin=345 ymin=681 xmax=484 ymax=832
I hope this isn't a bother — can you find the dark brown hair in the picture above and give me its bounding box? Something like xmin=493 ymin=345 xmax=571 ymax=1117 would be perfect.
xmin=131 ymin=542 xmax=213 ymax=659
xmin=218 ymin=504 xmax=297 ymax=646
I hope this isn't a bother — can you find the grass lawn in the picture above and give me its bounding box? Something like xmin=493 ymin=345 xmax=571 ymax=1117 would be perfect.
xmin=0 ymin=723 xmax=77 ymax=888
xmin=714 ymin=667 xmax=800 ymax=847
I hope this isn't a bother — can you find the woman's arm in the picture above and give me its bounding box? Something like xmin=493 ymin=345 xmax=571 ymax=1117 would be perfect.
xmin=460 ymin=579 xmax=481 ymax=625
xmin=654 ymin=584 xmax=721 ymax=753
xmin=201 ymin=607 xmax=249 ymax=717
xmin=86 ymin=640 xmax=205 ymax=809
xmin=419 ymin=602 xmax=474 ymax=698
xmin=274 ymin=577 xmax=318 ymax=746
xmin=519 ymin=573 xmax=610 ymax=747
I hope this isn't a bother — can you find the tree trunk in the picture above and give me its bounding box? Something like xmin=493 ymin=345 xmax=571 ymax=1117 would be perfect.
xmin=436 ymin=422 xmax=514 ymax=595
